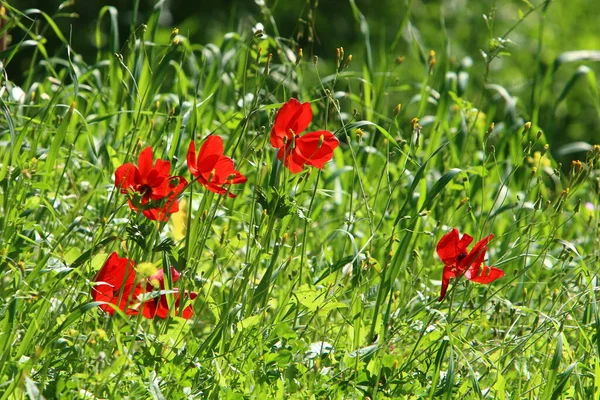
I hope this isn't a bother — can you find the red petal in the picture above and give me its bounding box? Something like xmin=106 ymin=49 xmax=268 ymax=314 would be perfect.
xmin=137 ymin=147 xmax=153 ymax=179
xmin=152 ymin=158 xmax=172 ymax=181
xmin=150 ymin=266 xmax=182 ymax=288
xmin=466 ymin=265 xmax=504 ymax=284
xmin=270 ymin=99 xmax=312 ymax=148
xmin=187 ymin=141 xmax=198 ymax=176
xmin=114 ymin=163 xmax=139 ymax=194
xmin=148 ymin=289 xmax=196 ymax=319
xmin=278 ymin=146 xmax=305 ymax=174
xmin=92 ymin=252 xmax=140 ymax=314
xmin=180 ymin=291 xmax=197 ymax=319
xmin=294 ymin=131 xmax=338 ymax=169
xmin=438 ymin=265 xmax=457 ymax=302
xmin=459 ymin=234 xmax=493 ymax=271
xmin=142 ymin=207 xmax=165 ymax=222
xmin=199 ymin=136 xmax=224 ymax=163
xmin=436 ymin=229 xmax=473 ymax=265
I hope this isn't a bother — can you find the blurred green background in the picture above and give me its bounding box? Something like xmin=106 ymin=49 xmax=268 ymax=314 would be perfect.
xmin=4 ymin=0 xmax=600 ymax=150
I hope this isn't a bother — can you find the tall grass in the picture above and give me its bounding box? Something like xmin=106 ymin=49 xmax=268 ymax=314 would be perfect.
xmin=0 ymin=0 xmax=599 ymax=398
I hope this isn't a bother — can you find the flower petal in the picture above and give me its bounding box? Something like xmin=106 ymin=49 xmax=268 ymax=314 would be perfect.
xmin=436 ymin=229 xmax=473 ymax=265
xmin=439 ymin=265 xmax=458 ymax=302
xmin=271 ymin=98 xmax=312 ymax=148
xmin=294 ymin=130 xmax=338 ymax=169
xmin=459 ymin=234 xmax=493 ymax=271
xmin=466 ymin=265 xmax=504 ymax=284
xmin=278 ymin=146 xmax=305 ymax=174
xmin=187 ymin=141 xmax=198 ymax=176
xmin=114 ymin=163 xmax=139 ymax=194
xmin=137 ymin=146 xmax=153 ymax=179
xmin=92 ymin=252 xmax=140 ymax=315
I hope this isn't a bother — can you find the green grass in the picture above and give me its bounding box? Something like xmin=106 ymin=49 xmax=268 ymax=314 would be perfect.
xmin=1 ymin=0 xmax=600 ymax=398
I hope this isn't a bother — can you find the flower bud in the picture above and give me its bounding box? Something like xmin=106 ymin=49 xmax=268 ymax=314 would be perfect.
xmin=428 ymin=50 xmax=437 ymax=72
xmin=256 ymin=47 xmax=263 ymax=64
xmin=410 ymin=117 xmax=419 ymax=130
xmin=342 ymin=54 xmax=352 ymax=70
xmin=264 ymin=53 xmax=273 ymax=75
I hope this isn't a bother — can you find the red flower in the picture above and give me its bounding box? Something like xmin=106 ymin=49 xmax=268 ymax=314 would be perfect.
xmin=91 ymin=253 xmax=197 ymax=320
xmin=271 ymin=98 xmax=339 ymax=174
xmin=141 ymin=267 xmax=197 ymax=319
xmin=91 ymin=252 xmax=142 ymax=315
xmin=436 ymin=228 xmax=504 ymax=301
xmin=187 ymin=136 xmax=247 ymax=197
xmin=115 ymin=146 xmax=187 ymax=221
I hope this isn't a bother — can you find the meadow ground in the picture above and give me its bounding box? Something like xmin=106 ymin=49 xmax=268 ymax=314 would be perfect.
xmin=1 ymin=0 xmax=600 ymax=398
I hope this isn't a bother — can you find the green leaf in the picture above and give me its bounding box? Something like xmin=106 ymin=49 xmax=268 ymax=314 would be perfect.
xmin=420 ymin=168 xmax=462 ymax=211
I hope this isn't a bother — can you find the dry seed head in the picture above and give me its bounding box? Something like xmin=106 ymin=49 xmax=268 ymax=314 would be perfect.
xmin=536 ymin=130 xmax=542 ymax=140
xmin=296 ymin=48 xmax=303 ymax=65
xmin=523 ymin=121 xmax=531 ymax=132
xmin=395 ymin=56 xmax=406 ymax=65
xmin=313 ymin=55 xmax=318 ymax=65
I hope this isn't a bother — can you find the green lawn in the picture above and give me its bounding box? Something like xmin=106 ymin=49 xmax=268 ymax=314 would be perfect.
xmin=1 ymin=0 xmax=599 ymax=398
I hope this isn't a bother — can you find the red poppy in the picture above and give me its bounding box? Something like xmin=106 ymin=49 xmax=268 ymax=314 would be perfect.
xmin=91 ymin=253 xmax=197 ymax=320
xmin=91 ymin=252 xmax=142 ymax=315
xmin=141 ymin=267 xmax=197 ymax=319
xmin=436 ymin=228 xmax=504 ymax=301
xmin=115 ymin=146 xmax=187 ymax=221
xmin=271 ymin=98 xmax=339 ymax=174
xmin=187 ymin=136 xmax=247 ymax=197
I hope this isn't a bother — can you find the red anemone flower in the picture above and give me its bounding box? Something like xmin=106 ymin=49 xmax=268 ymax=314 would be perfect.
xmin=115 ymin=146 xmax=187 ymax=221
xmin=141 ymin=267 xmax=197 ymax=319
xmin=91 ymin=252 xmax=142 ymax=315
xmin=271 ymin=98 xmax=339 ymax=174
xmin=187 ymin=136 xmax=247 ymax=197
xmin=92 ymin=253 xmax=196 ymax=320
xmin=436 ymin=228 xmax=504 ymax=301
